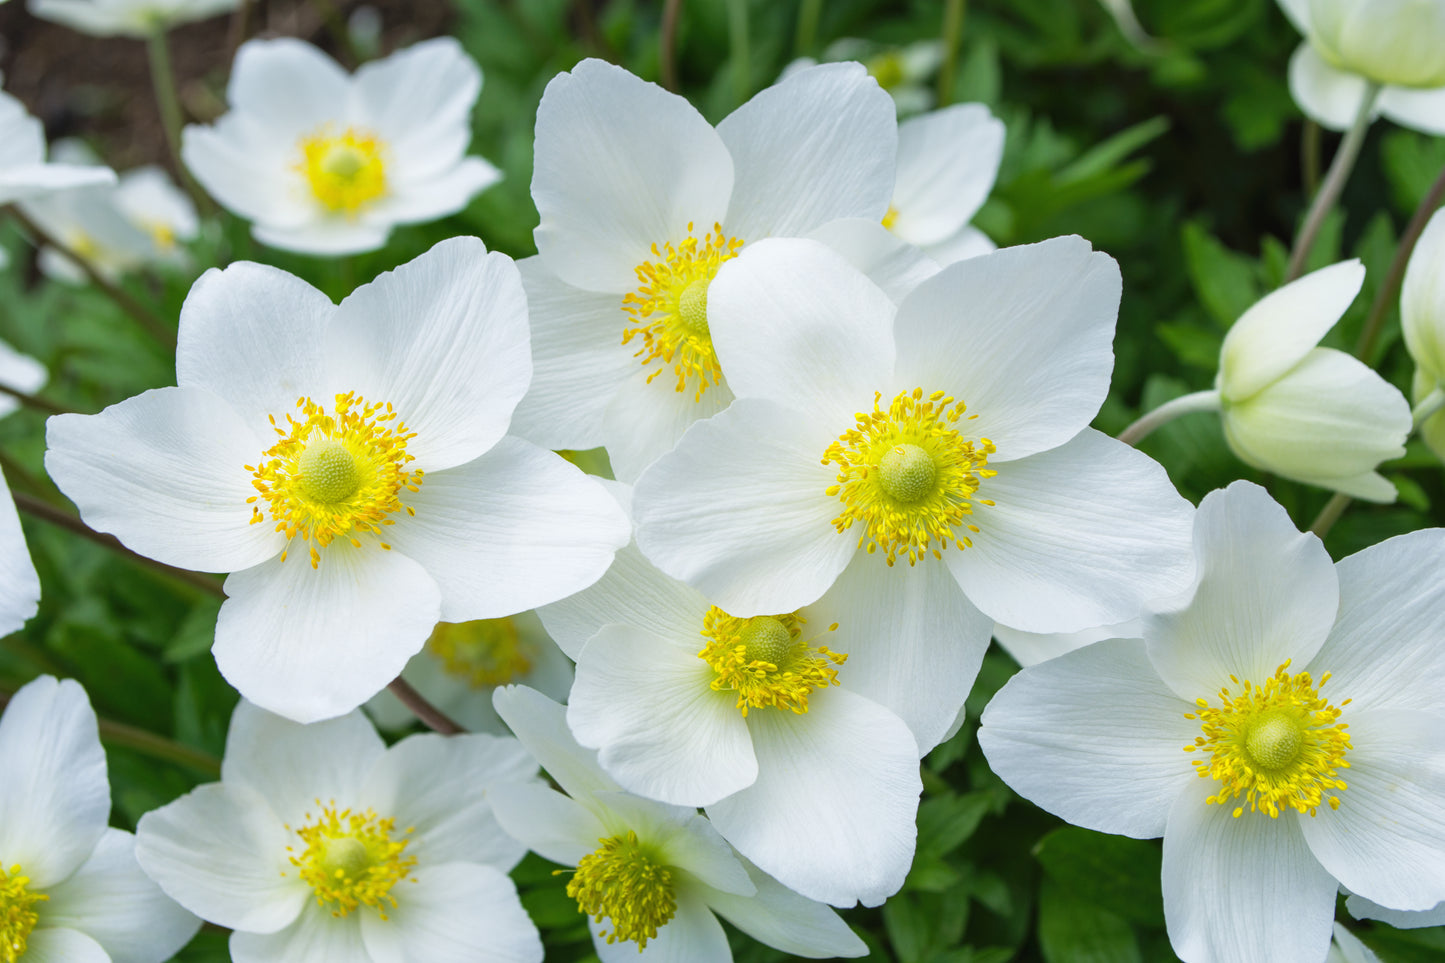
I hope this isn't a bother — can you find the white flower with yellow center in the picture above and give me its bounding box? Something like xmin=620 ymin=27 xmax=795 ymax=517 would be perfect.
xmin=44 ymin=237 xmax=630 ymax=723
xmin=0 ymin=90 xmax=115 ymax=205
xmin=488 ymin=686 xmax=868 ymax=962
xmin=0 ymin=676 xmax=201 ymax=963
xmin=507 ymin=57 xmax=898 ymax=481
xmin=364 ymin=611 xmax=574 ymax=734
xmin=979 ymin=482 xmax=1445 ymax=963
xmin=1279 ymin=0 xmax=1445 ymax=136
xmin=182 ymin=37 xmax=500 ymax=255
xmin=28 ymin=0 xmax=238 ymax=37
xmin=882 ymin=103 xmax=1004 ymax=265
xmin=632 ymin=235 xmax=1195 ymax=637
xmin=135 ymin=701 xmax=542 ymax=963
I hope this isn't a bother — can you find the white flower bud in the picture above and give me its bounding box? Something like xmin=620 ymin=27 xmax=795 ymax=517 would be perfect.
xmin=1303 ymin=0 xmax=1445 ymax=89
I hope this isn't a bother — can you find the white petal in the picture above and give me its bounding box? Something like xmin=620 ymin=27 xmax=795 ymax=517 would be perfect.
xmin=1298 ymin=709 xmax=1445 ymax=910
xmin=699 ymin=857 xmax=867 ymax=959
xmin=707 ymin=238 xmax=895 ymax=417
xmin=921 ymin=224 xmax=997 ymax=265
xmin=220 ymin=702 xmax=385 ymax=826
xmin=215 ymin=546 xmax=441 ymax=723
xmin=1219 ymin=259 xmax=1365 ymax=402
xmin=601 ymin=373 xmax=733 ymax=484
xmin=633 ymin=399 xmax=851 ymax=616
xmin=1402 ymin=207 xmax=1445 ymax=381
xmin=568 ymin=624 xmax=757 ymax=807
xmin=810 ymin=550 xmax=993 ymax=753
xmin=1144 ymin=482 xmax=1337 ymax=701
xmin=1379 ymin=83 xmax=1445 ymax=137
xmin=383 ymin=438 xmax=628 ymax=621
xmin=992 ymin=618 xmax=1145 ymax=668
xmin=596 ymin=791 xmax=753 ymax=898
xmin=1329 ymin=924 xmax=1383 ymax=963
xmin=0 ymin=470 xmax=40 ymax=636
xmin=175 ymin=261 xmax=333 ymax=428
xmin=45 ymin=387 xmax=284 ymax=573
xmin=180 ymin=121 xmax=301 ymax=228
xmin=229 ymin=902 xmax=366 ymax=963
xmin=537 ymin=543 xmax=708 ymax=661
xmin=360 ymin=863 xmax=542 ymax=963
xmin=1161 ymin=793 xmax=1337 ymax=963
xmin=251 ymin=218 xmax=392 ymax=256
xmin=1289 ymin=44 xmax=1377 ymax=133
xmin=1347 ymin=894 xmax=1445 ymax=929
xmin=134 ymin=782 xmax=305 ymax=934
xmin=1222 ymin=348 xmax=1410 ymax=501
xmin=890 ymin=104 xmax=1004 ymax=246
xmin=947 ymin=429 xmax=1196 ymax=634
xmin=977 ymin=638 xmax=1198 ymax=839
xmin=1278 ymin=0 xmax=1311 ymax=32
xmin=367 ymin=159 xmax=500 ymax=225
xmin=0 ymin=676 xmax=109 ymax=887
xmin=490 ymin=686 xmax=622 ymax=803
xmin=330 ymin=238 xmax=530 ymax=473
xmin=352 ymin=38 xmax=480 ymax=181
xmin=1311 ymin=528 xmax=1445 ymax=713
xmin=591 ymin=887 xmax=729 ymax=963
xmin=892 ymin=236 xmax=1122 ymax=461
xmin=0 ymin=339 xmax=49 ymax=417
xmin=706 ymin=688 xmax=921 ymax=908
xmin=531 ymin=59 xmax=732 ymax=293
xmin=506 ymin=258 xmax=635 ymax=451
xmin=363 ymin=732 xmax=537 ymax=872
xmin=21 ymin=928 xmax=110 ymax=963
xmin=486 ymin=782 xmax=608 ymax=866
xmin=227 ymin=39 xmax=351 ymax=143
xmin=44 ymin=829 xmax=201 ymax=963
xmin=717 ymin=63 xmax=896 ymax=241
xmin=806 ymin=217 xmax=942 ymax=304
xmin=0 ymin=164 xmax=116 ymax=206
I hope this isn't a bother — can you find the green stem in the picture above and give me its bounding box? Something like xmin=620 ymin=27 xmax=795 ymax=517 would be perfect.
xmin=311 ymin=0 xmax=363 ymax=67
xmin=1286 ymin=83 xmax=1381 ymax=282
xmin=1117 ymin=389 xmax=1222 ymax=446
xmin=1412 ymin=385 xmax=1445 ymax=427
xmin=1355 ymin=161 xmax=1445 ymax=363
xmin=0 ymin=689 xmax=220 ymax=775
xmin=727 ymin=0 xmax=750 ymax=107
xmin=146 ymin=31 xmax=186 ymax=179
xmin=937 ymin=0 xmax=966 ymax=108
xmin=794 ymin=0 xmax=823 ymax=58
xmin=0 ymin=384 xmax=76 ymax=417
xmin=1302 ymin=119 xmax=1322 ymax=199
xmin=1309 ymin=491 xmax=1352 ymax=539
xmin=660 ymin=0 xmax=682 ymax=91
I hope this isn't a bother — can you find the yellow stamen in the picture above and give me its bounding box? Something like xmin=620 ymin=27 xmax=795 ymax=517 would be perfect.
xmin=565 ymin=831 xmax=675 ymax=950
xmin=1184 ymin=661 xmax=1352 ymax=819
xmin=865 ymin=50 xmax=907 ymax=90
xmin=881 ymin=205 xmax=901 ymax=231
xmin=298 ymin=126 xmax=388 ymax=214
xmin=621 ymin=222 xmax=744 ymax=400
xmin=246 ymin=392 xmax=422 ymax=568
xmin=0 ymin=864 xmax=46 ymax=963
xmin=426 ymin=617 xmax=534 ymax=689
xmin=286 ymin=803 xmax=416 ymax=919
xmin=698 ymin=607 xmax=846 ymax=715
xmin=823 ymin=387 xmax=996 ymax=566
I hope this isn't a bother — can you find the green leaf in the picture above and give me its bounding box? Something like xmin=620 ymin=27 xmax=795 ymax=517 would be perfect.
xmin=1037 ymin=880 xmax=1143 ymax=963
xmin=917 ymin=791 xmax=993 ymax=857
xmin=884 ymin=893 xmax=935 ymax=963
xmin=1181 ymin=221 xmax=1261 ymax=327
xmin=1033 ymin=827 xmax=1165 ymax=927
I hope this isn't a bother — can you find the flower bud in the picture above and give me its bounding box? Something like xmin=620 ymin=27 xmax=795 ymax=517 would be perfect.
xmin=1402 ymin=207 xmax=1445 ymax=381
xmin=1303 ymin=0 xmax=1445 ymax=89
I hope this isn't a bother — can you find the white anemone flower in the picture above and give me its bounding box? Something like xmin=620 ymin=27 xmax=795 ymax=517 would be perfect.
xmin=1212 ymin=260 xmax=1411 ymax=501
xmin=1279 ymin=0 xmax=1445 ymax=136
xmin=632 ymin=235 xmax=1195 ymax=637
xmin=884 ymin=104 xmax=1005 ymax=265
xmin=539 ymin=487 xmax=928 ymax=907
xmin=364 ymin=611 xmax=573 ymax=734
xmin=489 ymin=686 xmax=868 ymax=962
xmin=182 ymin=37 xmax=501 ymax=255
xmin=135 ymin=701 xmax=542 ymax=963
xmin=979 ymin=481 xmax=1445 ymax=963
xmin=0 ymin=675 xmax=201 ymax=963
xmin=44 ymin=237 xmax=630 ymax=723
xmin=28 ymin=0 xmax=238 ymax=37
xmin=0 ymin=90 xmax=115 ymax=205
xmin=508 ymin=57 xmax=898 ymax=482
xmin=0 ymin=468 xmax=40 ymax=638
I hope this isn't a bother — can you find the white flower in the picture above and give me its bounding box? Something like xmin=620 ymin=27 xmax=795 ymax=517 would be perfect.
xmin=0 ymin=675 xmax=200 ymax=962
xmin=1402 ymin=207 xmax=1445 ymax=382
xmin=1347 ymin=893 xmax=1445 ymax=929
xmin=0 ymin=89 xmax=115 ymax=205
xmin=0 ymin=467 xmax=40 ymax=638
xmin=979 ymin=481 xmax=1445 ymax=963
xmin=182 ymin=37 xmax=500 ymax=255
xmin=0 ymin=339 xmax=48 ymax=422
xmin=508 ymin=57 xmax=898 ymax=481
xmin=28 ymin=0 xmax=238 ymax=37
xmin=884 ymin=104 xmax=1005 ymax=265
xmin=135 ymin=700 xmax=542 ymax=963
xmin=991 ymin=616 xmax=1143 ymax=668
xmin=44 ymin=237 xmax=630 ymax=722
xmin=488 ymin=685 xmax=868 ymax=962
xmin=799 ymin=39 xmax=947 ymax=115
xmin=632 ymin=235 xmax=1195 ymax=637
xmin=539 ymin=486 xmax=930 ymax=907
xmin=1326 ymin=925 xmax=1383 ymax=963
xmin=1213 ymin=260 xmax=1411 ymax=501
xmin=1279 ymin=0 xmax=1445 ymax=136
xmin=364 ymin=611 xmax=573 ymax=734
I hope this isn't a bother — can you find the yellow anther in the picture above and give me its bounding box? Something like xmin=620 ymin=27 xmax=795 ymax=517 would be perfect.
xmin=287 ymin=803 xmax=416 ymax=919
xmin=0 ymin=864 xmax=47 ymax=963
xmin=298 ymin=127 xmax=388 ymax=214
xmin=426 ymin=618 xmax=534 ymax=689
xmin=698 ymin=608 xmax=846 ymax=716
xmin=566 ymin=831 xmax=675 ymax=950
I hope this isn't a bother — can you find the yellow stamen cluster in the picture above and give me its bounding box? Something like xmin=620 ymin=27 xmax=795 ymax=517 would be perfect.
xmin=865 ymin=51 xmax=907 ymax=90
xmin=698 ymin=607 xmax=845 ymax=716
xmin=298 ymin=126 xmax=388 ymax=214
xmin=621 ymin=222 xmax=744 ymax=400
xmin=247 ymin=393 xmax=422 ymax=568
xmin=0 ymin=864 xmax=46 ymax=963
xmin=823 ymin=387 xmax=996 ymax=566
xmin=286 ymin=803 xmax=417 ymax=919
xmin=881 ymin=205 xmax=901 ymax=231
xmin=1184 ymin=661 xmax=1352 ymax=819
xmin=565 ymin=831 xmax=675 ymax=950
xmin=426 ymin=617 xmax=534 ymax=689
